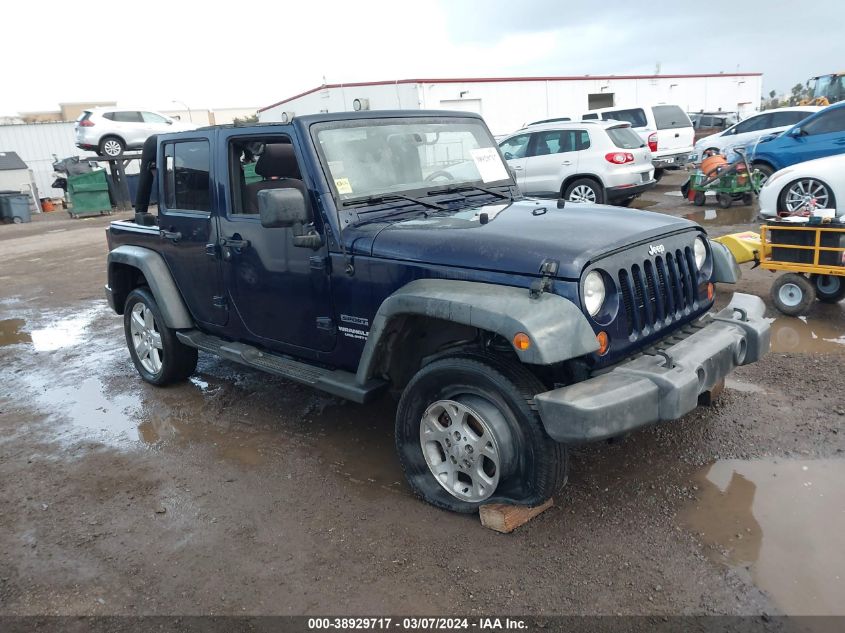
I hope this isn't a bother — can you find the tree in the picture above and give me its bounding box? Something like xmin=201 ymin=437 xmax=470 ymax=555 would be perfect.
xmin=233 ymin=114 xmax=259 ymax=125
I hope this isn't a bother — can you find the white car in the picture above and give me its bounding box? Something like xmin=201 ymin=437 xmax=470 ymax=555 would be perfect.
xmin=759 ymin=153 xmax=845 ymax=217
xmin=75 ymin=107 xmax=197 ymax=157
xmin=498 ymin=120 xmax=655 ymax=206
xmin=580 ymin=104 xmax=694 ymax=175
xmin=693 ymin=106 xmax=822 ymax=163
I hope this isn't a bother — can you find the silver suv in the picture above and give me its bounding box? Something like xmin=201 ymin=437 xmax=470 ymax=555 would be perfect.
xmin=75 ymin=107 xmax=197 ymax=157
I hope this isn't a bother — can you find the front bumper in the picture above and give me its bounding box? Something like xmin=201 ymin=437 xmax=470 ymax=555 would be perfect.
xmin=606 ymin=179 xmax=657 ymax=202
xmin=535 ymin=293 xmax=770 ymax=443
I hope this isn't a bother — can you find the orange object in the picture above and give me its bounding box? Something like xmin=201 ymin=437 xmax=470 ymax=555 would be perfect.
xmin=707 ymin=283 xmax=715 ymax=301
xmin=701 ymin=154 xmax=728 ymax=177
xmin=596 ymin=331 xmax=609 ymax=355
xmin=40 ymin=198 xmax=55 ymax=212
xmin=512 ymin=332 xmax=531 ymax=351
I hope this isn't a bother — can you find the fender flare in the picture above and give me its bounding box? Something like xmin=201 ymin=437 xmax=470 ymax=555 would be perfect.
xmin=107 ymin=245 xmax=193 ymax=329
xmin=709 ymin=239 xmax=741 ymax=284
xmin=356 ymin=279 xmax=599 ymax=384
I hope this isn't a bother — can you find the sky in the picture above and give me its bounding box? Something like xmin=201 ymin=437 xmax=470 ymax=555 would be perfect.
xmin=2 ymin=0 xmax=843 ymax=117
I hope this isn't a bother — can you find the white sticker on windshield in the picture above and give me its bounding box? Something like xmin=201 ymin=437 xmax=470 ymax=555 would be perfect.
xmin=470 ymin=147 xmax=510 ymax=183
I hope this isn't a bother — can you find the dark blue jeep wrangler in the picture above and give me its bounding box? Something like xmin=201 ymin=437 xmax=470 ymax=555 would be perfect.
xmin=105 ymin=110 xmax=769 ymax=513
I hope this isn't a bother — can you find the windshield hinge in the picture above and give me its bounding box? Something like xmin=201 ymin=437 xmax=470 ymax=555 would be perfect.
xmin=529 ymin=259 xmax=559 ymax=299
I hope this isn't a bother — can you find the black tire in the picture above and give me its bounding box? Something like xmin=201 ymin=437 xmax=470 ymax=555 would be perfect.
xmin=771 ymin=273 xmax=815 ymax=316
xmin=717 ymin=193 xmax=733 ymax=209
xmin=98 ymin=136 xmax=125 ymax=158
xmin=693 ymin=191 xmax=706 ymax=206
xmin=742 ymin=193 xmax=754 ymax=206
xmin=653 ymin=168 xmax=665 ymax=182
xmin=811 ymin=274 xmax=845 ymax=303
xmin=563 ymin=177 xmax=604 ymax=204
xmin=123 ymin=287 xmax=197 ymax=386
xmin=753 ymin=163 xmax=774 ymax=187
xmin=777 ymin=178 xmax=836 ymax=215
xmin=395 ymin=353 xmax=568 ymax=513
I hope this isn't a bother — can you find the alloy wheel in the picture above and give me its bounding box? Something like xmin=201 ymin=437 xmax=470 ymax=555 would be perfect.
xmin=568 ymin=184 xmax=597 ymax=203
xmin=130 ymin=302 xmax=163 ymax=374
xmin=419 ymin=398 xmax=504 ymax=502
xmin=102 ymin=139 xmax=123 ymax=157
xmin=784 ymin=179 xmax=830 ymax=212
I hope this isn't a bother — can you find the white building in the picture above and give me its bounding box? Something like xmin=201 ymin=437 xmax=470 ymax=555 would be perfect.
xmin=258 ymin=73 xmax=763 ymax=136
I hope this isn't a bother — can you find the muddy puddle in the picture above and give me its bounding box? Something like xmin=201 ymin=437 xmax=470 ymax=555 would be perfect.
xmin=679 ymin=458 xmax=845 ymax=615
xmin=684 ymin=207 xmax=759 ymax=225
xmin=770 ymin=316 xmax=845 ymax=353
xmin=0 ymin=318 xmax=31 ymax=346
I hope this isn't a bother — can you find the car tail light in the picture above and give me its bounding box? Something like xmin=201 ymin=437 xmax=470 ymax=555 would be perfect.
xmin=79 ymin=119 xmax=94 ymax=127
xmin=605 ymin=152 xmax=635 ymax=164
xmin=648 ymin=132 xmax=658 ymax=152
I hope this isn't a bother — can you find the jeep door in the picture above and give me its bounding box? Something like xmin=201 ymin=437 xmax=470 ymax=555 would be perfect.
xmin=521 ymin=129 xmax=583 ymax=197
xmin=156 ymin=133 xmax=227 ymax=326
xmin=217 ymin=131 xmax=335 ymax=353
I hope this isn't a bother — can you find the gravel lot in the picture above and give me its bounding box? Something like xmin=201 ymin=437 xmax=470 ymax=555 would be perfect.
xmin=1 ymin=171 xmax=843 ymax=617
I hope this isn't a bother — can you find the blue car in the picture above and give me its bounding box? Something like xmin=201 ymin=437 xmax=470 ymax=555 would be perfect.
xmin=751 ymin=101 xmax=845 ymax=180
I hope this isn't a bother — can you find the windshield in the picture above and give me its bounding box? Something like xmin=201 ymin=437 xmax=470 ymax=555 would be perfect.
xmin=313 ymin=118 xmax=510 ymax=201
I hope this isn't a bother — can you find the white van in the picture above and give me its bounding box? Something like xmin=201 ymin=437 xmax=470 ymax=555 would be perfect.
xmin=581 ymin=104 xmax=694 ymax=176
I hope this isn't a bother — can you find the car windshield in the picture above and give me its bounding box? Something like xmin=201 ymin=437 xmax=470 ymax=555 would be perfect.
xmin=313 ymin=118 xmax=511 ymax=202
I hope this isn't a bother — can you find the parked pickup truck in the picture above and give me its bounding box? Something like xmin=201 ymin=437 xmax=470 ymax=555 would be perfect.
xmin=105 ymin=110 xmax=770 ymax=513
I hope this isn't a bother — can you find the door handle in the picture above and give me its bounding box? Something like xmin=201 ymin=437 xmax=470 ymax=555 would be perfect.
xmin=561 ymin=160 xmax=572 ymax=166
xmin=220 ymin=236 xmax=250 ymax=249
xmin=159 ymin=229 xmax=181 ymax=242
xmin=512 ymin=165 xmax=524 ymax=170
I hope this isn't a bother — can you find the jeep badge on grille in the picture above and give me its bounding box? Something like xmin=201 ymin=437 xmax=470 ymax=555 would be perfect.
xmin=648 ymin=244 xmax=665 ymax=256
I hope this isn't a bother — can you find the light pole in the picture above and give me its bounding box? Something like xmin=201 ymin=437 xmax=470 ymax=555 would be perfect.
xmin=171 ymin=100 xmax=193 ymax=122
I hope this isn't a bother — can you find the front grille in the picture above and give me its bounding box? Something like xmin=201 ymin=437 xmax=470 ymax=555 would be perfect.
xmin=617 ymin=247 xmax=700 ymax=339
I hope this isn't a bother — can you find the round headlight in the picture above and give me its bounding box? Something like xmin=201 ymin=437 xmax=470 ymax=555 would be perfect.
xmin=694 ymin=237 xmax=707 ymax=269
xmin=583 ymin=271 xmax=606 ymax=317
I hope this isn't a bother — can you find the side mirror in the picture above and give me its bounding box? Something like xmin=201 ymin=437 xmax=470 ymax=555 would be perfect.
xmin=258 ymin=188 xmax=312 ymax=228
xmin=258 ymin=187 xmax=322 ymax=249
xmin=789 ymin=127 xmax=803 ymax=137
xmin=758 ymin=133 xmax=778 ymax=143
xmin=503 ymin=151 xmax=514 ymax=160
xmin=172 ymin=115 xmax=181 ymax=121
xmin=165 ymin=119 xmax=173 ymax=125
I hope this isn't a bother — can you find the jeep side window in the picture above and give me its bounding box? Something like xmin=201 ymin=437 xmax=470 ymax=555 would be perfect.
xmin=163 ymin=140 xmax=211 ymax=212
xmin=228 ymin=137 xmax=304 ymax=215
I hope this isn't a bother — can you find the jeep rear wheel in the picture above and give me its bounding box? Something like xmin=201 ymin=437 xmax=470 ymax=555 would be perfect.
xmin=124 ymin=287 xmax=197 ymax=386
xmin=395 ymin=353 xmax=568 ymax=513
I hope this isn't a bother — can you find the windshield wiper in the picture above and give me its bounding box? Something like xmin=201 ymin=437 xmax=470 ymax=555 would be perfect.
xmin=352 ymin=207 xmax=430 ymax=227
xmin=426 ymin=184 xmax=512 ymax=201
xmin=342 ymin=193 xmax=446 ymax=211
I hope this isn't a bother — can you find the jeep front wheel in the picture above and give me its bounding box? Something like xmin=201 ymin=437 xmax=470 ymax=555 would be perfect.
xmin=395 ymin=353 xmax=568 ymax=513
xmin=124 ymin=287 xmax=197 ymax=386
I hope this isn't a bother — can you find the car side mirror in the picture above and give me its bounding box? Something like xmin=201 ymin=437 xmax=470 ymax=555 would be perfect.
xmin=758 ymin=133 xmax=778 ymax=143
xmin=503 ymin=151 xmax=514 ymax=160
xmin=258 ymin=188 xmax=312 ymax=227
xmin=165 ymin=120 xmax=173 ymax=125
xmin=789 ymin=127 xmax=803 ymax=137
xmin=257 ymin=188 xmax=322 ymax=248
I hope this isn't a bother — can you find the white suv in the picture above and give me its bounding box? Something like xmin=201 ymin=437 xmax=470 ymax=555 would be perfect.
xmin=75 ymin=107 xmax=197 ymax=157
xmin=498 ymin=120 xmax=656 ymax=206
xmin=581 ymin=104 xmax=694 ymax=176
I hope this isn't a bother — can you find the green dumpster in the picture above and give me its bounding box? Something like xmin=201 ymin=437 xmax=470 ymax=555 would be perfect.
xmin=0 ymin=192 xmax=32 ymax=224
xmin=67 ymin=169 xmax=112 ymax=218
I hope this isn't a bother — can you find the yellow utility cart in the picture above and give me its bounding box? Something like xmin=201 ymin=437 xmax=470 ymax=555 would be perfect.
xmin=715 ymin=222 xmax=845 ymax=316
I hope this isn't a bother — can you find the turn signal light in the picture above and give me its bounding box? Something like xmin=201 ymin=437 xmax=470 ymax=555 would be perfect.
xmin=707 ymin=282 xmax=715 ymax=301
xmin=513 ymin=332 xmax=531 ymax=351
xmin=605 ymin=152 xmax=635 ymax=164
xmin=596 ymin=331 xmax=609 ymax=356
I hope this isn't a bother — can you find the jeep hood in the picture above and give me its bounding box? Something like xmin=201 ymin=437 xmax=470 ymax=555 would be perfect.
xmin=364 ymin=199 xmax=698 ymax=279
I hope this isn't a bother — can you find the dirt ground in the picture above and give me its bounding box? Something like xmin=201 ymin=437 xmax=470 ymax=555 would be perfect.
xmin=1 ymin=172 xmax=843 ymax=617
